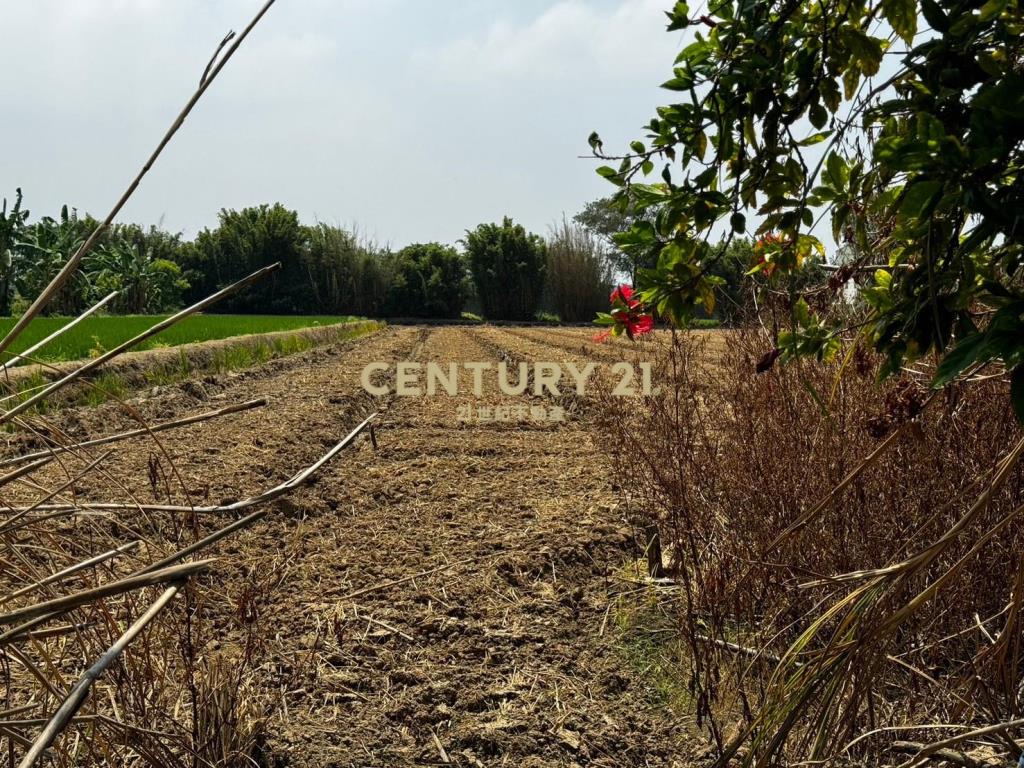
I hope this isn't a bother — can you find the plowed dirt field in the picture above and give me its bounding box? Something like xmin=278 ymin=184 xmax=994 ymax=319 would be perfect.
xmin=5 ymin=325 xmax=702 ymax=767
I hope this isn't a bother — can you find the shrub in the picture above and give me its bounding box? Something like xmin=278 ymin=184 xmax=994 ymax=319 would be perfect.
xmin=14 ymin=205 xmax=99 ymax=315
xmin=179 ymin=204 xmax=306 ymax=313
xmin=91 ymin=238 xmax=189 ymax=313
xmin=385 ymin=242 xmax=468 ymax=318
xmin=463 ymin=217 xmax=546 ymax=321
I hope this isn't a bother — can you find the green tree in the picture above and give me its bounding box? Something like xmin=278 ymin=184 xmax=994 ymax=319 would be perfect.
xmin=592 ymin=0 xmax=1024 ymax=413
xmin=385 ymin=242 xmax=468 ymax=318
xmin=301 ymin=223 xmax=393 ymax=316
xmin=178 ymin=204 xmax=305 ymax=313
xmin=573 ymin=196 xmax=657 ymax=279
xmin=589 ymin=1 xmax=1024 ymax=763
xmin=463 ymin=217 xmax=546 ymax=321
xmin=14 ymin=206 xmax=99 ymax=315
xmin=90 ymin=240 xmax=187 ymax=314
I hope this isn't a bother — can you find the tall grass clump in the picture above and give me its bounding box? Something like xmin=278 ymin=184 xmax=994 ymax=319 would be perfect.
xmin=544 ymin=218 xmax=614 ymax=322
xmin=595 ymin=329 xmax=1024 ymax=765
xmin=302 ymin=223 xmax=393 ymax=317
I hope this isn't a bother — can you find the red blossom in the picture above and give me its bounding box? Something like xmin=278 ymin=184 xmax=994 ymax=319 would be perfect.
xmin=595 ymin=284 xmax=654 ymax=342
xmin=627 ymin=314 xmax=654 ymax=336
xmin=611 ymin=284 xmax=638 ymax=307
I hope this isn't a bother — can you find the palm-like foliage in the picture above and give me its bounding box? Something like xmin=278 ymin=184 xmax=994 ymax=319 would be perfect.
xmin=89 ymin=239 xmax=187 ymax=314
xmin=0 ymin=190 xmax=29 ymax=315
xmin=14 ymin=206 xmax=95 ymax=315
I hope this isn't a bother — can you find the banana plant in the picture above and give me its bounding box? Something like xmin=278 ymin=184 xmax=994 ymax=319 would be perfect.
xmin=88 ymin=237 xmax=187 ymax=314
xmin=0 ymin=190 xmax=29 ymax=316
xmin=15 ymin=206 xmax=96 ymax=315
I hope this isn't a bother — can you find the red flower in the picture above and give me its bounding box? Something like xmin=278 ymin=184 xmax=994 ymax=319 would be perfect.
xmin=626 ymin=314 xmax=654 ymax=336
xmin=611 ymin=284 xmax=638 ymax=307
xmin=595 ymin=284 xmax=654 ymax=342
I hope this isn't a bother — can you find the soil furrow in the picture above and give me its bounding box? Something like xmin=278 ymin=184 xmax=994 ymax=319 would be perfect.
xmin=6 ymin=325 xmax=695 ymax=767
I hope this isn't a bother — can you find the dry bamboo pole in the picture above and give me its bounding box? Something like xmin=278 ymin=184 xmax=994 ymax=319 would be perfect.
xmin=0 ymin=541 xmax=141 ymax=606
xmin=0 ymin=560 xmax=209 ymax=631
xmin=0 ymin=0 xmax=279 ymax=361
xmin=15 ymin=585 xmax=181 ymax=768
xmin=135 ymin=510 xmax=266 ymax=576
xmin=0 ymin=451 xmax=113 ymax=535
xmin=0 ymin=456 xmax=54 ymax=492
xmin=0 ymin=292 xmax=118 ymax=375
xmin=0 ymin=398 xmax=268 ymax=469
xmin=0 ymin=264 xmax=280 ymax=425
xmin=22 ymin=623 xmax=90 ymax=641
xmin=0 ymin=412 xmax=378 ymax=517
xmin=0 ymin=707 xmax=37 ymax=721
xmin=0 ymin=415 xmax=371 ymax=645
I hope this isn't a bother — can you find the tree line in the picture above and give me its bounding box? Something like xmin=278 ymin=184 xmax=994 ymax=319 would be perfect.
xmin=0 ymin=189 xmax=766 ymax=322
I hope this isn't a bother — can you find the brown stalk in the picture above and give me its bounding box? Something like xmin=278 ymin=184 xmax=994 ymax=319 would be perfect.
xmin=0 ymin=560 xmax=210 ymax=631
xmin=15 ymin=585 xmax=182 ymax=768
xmin=0 ymin=398 xmax=267 ymax=469
xmin=1 ymin=412 xmax=378 ymax=517
xmin=0 ymin=541 xmax=141 ymax=606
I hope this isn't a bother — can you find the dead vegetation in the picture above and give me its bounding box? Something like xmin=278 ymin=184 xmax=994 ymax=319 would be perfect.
xmin=594 ymin=328 xmax=1024 ymax=766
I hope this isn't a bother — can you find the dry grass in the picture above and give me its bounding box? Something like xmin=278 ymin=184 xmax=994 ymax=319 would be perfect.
xmin=594 ymin=329 xmax=1024 ymax=765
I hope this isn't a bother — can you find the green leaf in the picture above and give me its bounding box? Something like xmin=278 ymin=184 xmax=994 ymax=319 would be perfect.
xmin=899 ymin=179 xmax=943 ymax=219
xmin=809 ymin=102 xmax=828 ymax=130
xmin=979 ymin=0 xmax=1007 ymax=21
xmin=825 ymin=152 xmax=849 ymax=190
xmin=882 ymin=0 xmax=917 ymax=44
xmin=798 ymin=131 xmax=831 ymax=147
xmin=933 ymin=332 xmax=989 ymax=387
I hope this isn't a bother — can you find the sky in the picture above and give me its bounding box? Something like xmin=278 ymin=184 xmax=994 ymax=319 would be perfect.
xmin=0 ymin=0 xmax=685 ymax=250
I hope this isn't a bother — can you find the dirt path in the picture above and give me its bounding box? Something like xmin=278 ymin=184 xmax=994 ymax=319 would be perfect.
xmin=13 ymin=326 xmax=694 ymax=767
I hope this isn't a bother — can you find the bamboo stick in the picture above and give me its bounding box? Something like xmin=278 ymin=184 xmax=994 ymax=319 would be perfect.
xmin=135 ymin=510 xmax=265 ymax=576
xmin=0 ymin=0 xmax=279 ymax=361
xmin=0 ymin=413 xmax=377 ymax=517
xmin=15 ymin=586 xmax=181 ymax=768
xmin=0 ymin=292 xmax=117 ymax=375
xmin=0 ymin=398 xmax=267 ymax=469
xmin=0 ymin=541 xmax=141 ymax=606
xmin=0 ymin=456 xmax=54 ymax=492
xmin=0 ymin=560 xmax=209 ymax=630
xmin=0 ymin=451 xmax=113 ymax=535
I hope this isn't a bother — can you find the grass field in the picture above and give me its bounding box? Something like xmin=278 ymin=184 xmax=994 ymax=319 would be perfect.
xmin=0 ymin=314 xmax=360 ymax=365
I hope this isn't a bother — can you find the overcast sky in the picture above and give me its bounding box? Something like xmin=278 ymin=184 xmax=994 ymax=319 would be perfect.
xmin=0 ymin=0 xmax=683 ymax=250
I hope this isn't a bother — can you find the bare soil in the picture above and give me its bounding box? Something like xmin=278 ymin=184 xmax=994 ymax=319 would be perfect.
xmin=9 ymin=325 xmax=699 ymax=767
